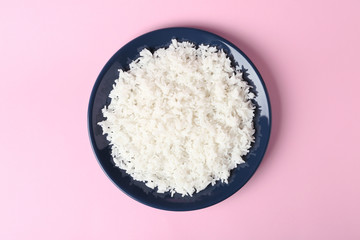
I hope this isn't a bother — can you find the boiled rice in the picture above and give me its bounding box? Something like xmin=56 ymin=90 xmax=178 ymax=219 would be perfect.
xmin=98 ymin=39 xmax=255 ymax=196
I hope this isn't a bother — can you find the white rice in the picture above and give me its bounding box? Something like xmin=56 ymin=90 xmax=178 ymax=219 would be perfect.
xmin=98 ymin=39 xmax=255 ymax=196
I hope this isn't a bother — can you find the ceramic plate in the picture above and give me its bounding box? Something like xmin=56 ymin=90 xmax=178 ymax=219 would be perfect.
xmin=88 ymin=27 xmax=271 ymax=211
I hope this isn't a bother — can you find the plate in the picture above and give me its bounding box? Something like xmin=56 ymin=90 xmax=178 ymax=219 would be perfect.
xmin=88 ymin=27 xmax=271 ymax=211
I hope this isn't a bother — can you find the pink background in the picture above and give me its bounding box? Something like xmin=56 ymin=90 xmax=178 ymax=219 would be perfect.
xmin=1 ymin=0 xmax=360 ymax=239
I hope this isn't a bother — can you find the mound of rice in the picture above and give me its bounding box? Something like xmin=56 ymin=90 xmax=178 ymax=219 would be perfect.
xmin=99 ymin=39 xmax=255 ymax=196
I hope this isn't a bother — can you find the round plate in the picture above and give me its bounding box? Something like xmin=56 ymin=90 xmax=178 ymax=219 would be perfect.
xmin=88 ymin=27 xmax=271 ymax=211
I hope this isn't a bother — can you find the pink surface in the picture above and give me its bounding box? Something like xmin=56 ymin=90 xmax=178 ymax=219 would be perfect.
xmin=1 ymin=0 xmax=360 ymax=239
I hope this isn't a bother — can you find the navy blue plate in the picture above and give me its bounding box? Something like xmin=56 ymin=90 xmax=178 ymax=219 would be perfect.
xmin=88 ymin=27 xmax=271 ymax=211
